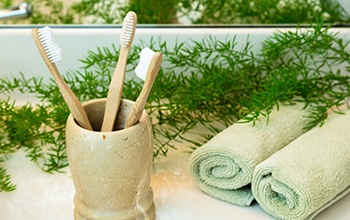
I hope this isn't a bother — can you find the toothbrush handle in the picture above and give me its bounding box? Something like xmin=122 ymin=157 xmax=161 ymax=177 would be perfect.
xmin=50 ymin=64 xmax=93 ymax=130
xmin=32 ymin=29 xmax=93 ymax=131
xmin=101 ymin=47 xmax=128 ymax=132
xmin=124 ymin=52 xmax=162 ymax=129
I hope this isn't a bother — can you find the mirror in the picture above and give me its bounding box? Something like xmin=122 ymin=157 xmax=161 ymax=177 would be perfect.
xmin=1 ymin=0 xmax=349 ymax=25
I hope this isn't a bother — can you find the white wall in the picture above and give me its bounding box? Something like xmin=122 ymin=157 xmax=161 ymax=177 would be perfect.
xmin=0 ymin=26 xmax=349 ymax=84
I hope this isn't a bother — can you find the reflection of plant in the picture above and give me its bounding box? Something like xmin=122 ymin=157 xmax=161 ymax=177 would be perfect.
xmin=70 ymin=0 xmax=127 ymax=24
xmin=0 ymin=0 xmax=75 ymax=24
xmin=127 ymin=0 xmax=179 ymax=23
xmin=1 ymin=0 xmax=349 ymax=24
xmin=0 ymin=0 xmax=11 ymax=9
xmin=28 ymin=0 xmax=75 ymax=24
xmin=179 ymin=0 xmax=350 ymax=24
xmin=321 ymin=0 xmax=350 ymax=23
xmin=70 ymin=0 xmax=180 ymax=24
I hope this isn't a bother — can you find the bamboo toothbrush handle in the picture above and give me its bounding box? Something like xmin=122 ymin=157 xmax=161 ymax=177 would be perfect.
xmin=124 ymin=52 xmax=162 ymax=129
xmin=50 ymin=65 xmax=93 ymax=131
xmin=32 ymin=29 xmax=93 ymax=131
xmin=101 ymin=47 xmax=128 ymax=132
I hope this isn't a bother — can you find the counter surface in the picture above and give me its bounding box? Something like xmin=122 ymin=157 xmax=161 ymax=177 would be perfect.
xmin=1 ymin=145 xmax=350 ymax=220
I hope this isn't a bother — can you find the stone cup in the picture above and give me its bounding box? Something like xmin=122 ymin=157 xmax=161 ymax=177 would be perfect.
xmin=66 ymin=98 xmax=155 ymax=220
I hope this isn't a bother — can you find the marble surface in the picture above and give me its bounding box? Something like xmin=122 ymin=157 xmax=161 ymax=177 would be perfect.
xmin=1 ymin=145 xmax=350 ymax=220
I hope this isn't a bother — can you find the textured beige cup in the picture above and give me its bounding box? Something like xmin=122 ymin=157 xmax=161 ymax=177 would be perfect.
xmin=66 ymin=98 xmax=155 ymax=220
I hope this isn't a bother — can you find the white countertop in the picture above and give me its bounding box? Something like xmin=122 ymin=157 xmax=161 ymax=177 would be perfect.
xmin=1 ymin=145 xmax=350 ymax=220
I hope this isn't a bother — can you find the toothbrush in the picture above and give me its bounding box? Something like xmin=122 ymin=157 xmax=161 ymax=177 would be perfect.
xmin=124 ymin=48 xmax=162 ymax=129
xmin=101 ymin=11 xmax=137 ymax=132
xmin=32 ymin=26 xmax=93 ymax=131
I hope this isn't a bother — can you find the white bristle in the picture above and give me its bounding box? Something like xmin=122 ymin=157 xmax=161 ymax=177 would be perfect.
xmin=38 ymin=26 xmax=62 ymax=63
xmin=135 ymin=47 xmax=156 ymax=81
xmin=120 ymin=12 xmax=136 ymax=47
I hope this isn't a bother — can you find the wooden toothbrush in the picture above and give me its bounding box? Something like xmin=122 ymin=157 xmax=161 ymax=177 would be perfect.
xmin=124 ymin=48 xmax=162 ymax=129
xmin=101 ymin=11 xmax=137 ymax=132
xmin=32 ymin=26 xmax=93 ymax=131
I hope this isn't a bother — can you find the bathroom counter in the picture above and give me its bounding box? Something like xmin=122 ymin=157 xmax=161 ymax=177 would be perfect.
xmin=1 ymin=26 xmax=350 ymax=219
xmin=1 ymin=143 xmax=350 ymax=220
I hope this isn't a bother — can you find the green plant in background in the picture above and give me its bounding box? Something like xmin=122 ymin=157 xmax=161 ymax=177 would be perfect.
xmin=71 ymin=0 xmax=180 ymax=24
xmin=70 ymin=0 xmax=127 ymax=24
xmin=0 ymin=0 xmax=75 ymax=24
xmin=71 ymin=0 xmax=350 ymax=24
xmin=29 ymin=0 xmax=75 ymax=24
xmin=73 ymin=0 xmax=350 ymax=24
xmin=127 ymin=0 xmax=179 ymax=23
xmin=179 ymin=0 xmax=350 ymax=24
xmin=66 ymin=0 xmax=180 ymax=24
xmin=1 ymin=0 xmax=178 ymax=24
xmin=1 ymin=0 xmax=350 ymax=24
xmin=0 ymin=0 xmax=11 ymax=8
xmin=1 ymin=22 xmax=350 ymax=192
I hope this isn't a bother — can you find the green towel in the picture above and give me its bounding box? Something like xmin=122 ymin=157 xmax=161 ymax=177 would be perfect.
xmin=252 ymin=109 xmax=350 ymax=220
xmin=189 ymin=103 xmax=310 ymax=206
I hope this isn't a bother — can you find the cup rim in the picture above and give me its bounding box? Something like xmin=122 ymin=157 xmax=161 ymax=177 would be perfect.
xmin=67 ymin=98 xmax=149 ymax=134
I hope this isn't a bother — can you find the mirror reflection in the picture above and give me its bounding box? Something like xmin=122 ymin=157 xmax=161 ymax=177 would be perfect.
xmin=0 ymin=0 xmax=349 ymax=25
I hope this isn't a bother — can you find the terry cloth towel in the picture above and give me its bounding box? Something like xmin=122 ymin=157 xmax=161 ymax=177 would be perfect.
xmin=252 ymin=109 xmax=350 ymax=220
xmin=189 ymin=102 xmax=310 ymax=206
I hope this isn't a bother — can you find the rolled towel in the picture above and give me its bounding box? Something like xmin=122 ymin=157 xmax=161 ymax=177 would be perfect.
xmin=252 ymin=109 xmax=350 ymax=220
xmin=189 ymin=102 xmax=310 ymax=206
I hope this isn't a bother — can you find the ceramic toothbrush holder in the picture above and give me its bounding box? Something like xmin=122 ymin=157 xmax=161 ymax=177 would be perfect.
xmin=66 ymin=98 xmax=155 ymax=220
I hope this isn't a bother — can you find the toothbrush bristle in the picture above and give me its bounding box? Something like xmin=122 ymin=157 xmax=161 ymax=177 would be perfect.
xmin=120 ymin=12 xmax=136 ymax=47
xmin=135 ymin=47 xmax=156 ymax=81
xmin=37 ymin=26 xmax=62 ymax=63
